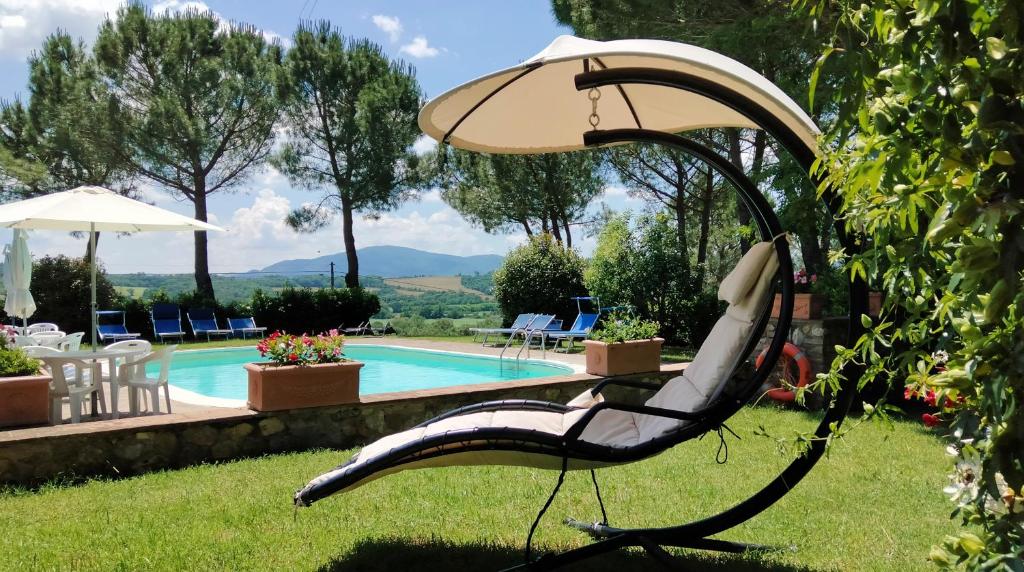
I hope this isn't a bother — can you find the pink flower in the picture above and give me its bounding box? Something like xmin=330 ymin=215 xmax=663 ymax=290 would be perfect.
xmin=904 ymin=386 xmax=918 ymax=400
xmin=921 ymin=413 xmax=941 ymax=428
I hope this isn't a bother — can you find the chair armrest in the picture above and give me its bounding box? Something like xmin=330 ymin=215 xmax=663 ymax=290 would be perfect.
xmin=563 ymin=401 xmax=702 ymax=443
xmin=414 ymin=399 xmax=574 ymax=428
xmin=589 ymin=377 xmax=664 ymax=396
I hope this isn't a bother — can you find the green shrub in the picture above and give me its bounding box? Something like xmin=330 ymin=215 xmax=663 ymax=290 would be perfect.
xmin=589 ymin=313 xmax=660 ymax=344
xmin=492 ymin=234 xmax=587 ymax=327
xmin=1 ymin=255 xmax=118 ymax=335
xmin=0 ymin=335 xmax=39 ymax=377
xmin=115 ymin=287 xmax=380 ymax=340
xmin=586 ymin=213 xmax=721 ymax=346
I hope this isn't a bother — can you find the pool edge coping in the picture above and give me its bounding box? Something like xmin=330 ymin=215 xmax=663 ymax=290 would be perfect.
xmin=166 ymin=343 xmax=586 ymax=408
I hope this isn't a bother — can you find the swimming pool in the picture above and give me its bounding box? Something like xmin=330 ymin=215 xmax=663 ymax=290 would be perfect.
xmin=158 ymin=345 xmax=576 ymax=405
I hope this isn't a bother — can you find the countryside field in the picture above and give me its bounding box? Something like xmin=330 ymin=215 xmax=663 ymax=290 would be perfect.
xmin=384 ymin=276 xmax=491 ymax=298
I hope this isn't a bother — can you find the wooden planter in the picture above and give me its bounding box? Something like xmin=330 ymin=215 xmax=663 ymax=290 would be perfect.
xmin=583 ymin=338 xmax=664 ymax=376
xmin=771 ymin=293 xmax=825 ymax=320
xmin=0 ymin=369 xmax=52 ymax=429
xmin=245 ymin=361 xmax=364 ymax=412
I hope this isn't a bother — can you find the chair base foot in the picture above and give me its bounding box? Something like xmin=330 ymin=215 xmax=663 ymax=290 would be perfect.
xmin=499 ymin=531 xmax=787 ymax=572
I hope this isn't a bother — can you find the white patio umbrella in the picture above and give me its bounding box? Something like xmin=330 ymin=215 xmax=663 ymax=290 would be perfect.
xmin=0 ymin=186 xmax=224 ymax=349
xmin=3 ymin=229 xmax=36 ymax=327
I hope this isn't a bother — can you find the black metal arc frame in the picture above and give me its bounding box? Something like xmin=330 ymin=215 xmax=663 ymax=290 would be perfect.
xmin=499 ymin=68 xmax=870 ymax=570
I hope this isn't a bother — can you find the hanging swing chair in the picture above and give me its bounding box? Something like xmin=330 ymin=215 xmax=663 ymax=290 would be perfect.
xmin=295 ymin=35 xmax=869 ymax=569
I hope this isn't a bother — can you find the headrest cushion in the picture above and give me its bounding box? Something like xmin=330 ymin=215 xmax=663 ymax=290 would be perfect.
xmin=718 ymin=241 xmax=777 ymax=305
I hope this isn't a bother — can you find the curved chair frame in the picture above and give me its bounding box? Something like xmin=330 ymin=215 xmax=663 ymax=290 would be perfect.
xmin=494 ymin=64 xmax=870 ymax=570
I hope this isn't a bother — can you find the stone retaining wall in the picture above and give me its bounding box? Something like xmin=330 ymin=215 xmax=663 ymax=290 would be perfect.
xmin=0 ymin=366 xmax=685 ymax=486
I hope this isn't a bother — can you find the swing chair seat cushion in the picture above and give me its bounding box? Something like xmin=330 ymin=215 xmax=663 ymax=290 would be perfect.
xmin=297 ymin=241 xmax=778 ymax=503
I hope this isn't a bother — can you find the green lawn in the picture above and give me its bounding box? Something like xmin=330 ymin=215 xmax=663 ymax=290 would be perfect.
xmin=0 ymin=406 xmax=957 ymax=571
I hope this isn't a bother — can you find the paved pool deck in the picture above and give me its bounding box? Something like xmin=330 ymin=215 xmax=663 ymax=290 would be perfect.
xmin=33 ymin=337 xmax=593 ymax=428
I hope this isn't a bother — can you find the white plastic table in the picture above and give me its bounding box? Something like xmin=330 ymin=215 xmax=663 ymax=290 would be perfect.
xmin=59 ymin=349 xmax=142 ymax=419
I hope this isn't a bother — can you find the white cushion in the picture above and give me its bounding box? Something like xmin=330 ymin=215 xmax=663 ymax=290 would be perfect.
xmin=718 ymin=241 xmax=777 ymax=305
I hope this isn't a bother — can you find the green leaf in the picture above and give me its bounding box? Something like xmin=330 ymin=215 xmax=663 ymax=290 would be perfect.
xmin=861 ymin=313 xmax=873 ymax=328
xmin=986 ymin=37 xmax=1007 ymax=60
xmin=991 ymin=150 xmax=1015 ymax=165
xmin=808 ymin=47 xmax=834 ymax=111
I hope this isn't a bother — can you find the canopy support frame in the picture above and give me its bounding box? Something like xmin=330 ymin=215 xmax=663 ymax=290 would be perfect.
xmin=498 ymin=66 xmax=868 ymax=571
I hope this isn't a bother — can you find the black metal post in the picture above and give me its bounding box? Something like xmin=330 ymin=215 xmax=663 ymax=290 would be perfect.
xmin=329 ymin=261 xmax=335 ymax=289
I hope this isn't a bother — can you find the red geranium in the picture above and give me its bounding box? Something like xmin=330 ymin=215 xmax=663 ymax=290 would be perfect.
xmin=922 ymin=413 xmax=941 ymax=428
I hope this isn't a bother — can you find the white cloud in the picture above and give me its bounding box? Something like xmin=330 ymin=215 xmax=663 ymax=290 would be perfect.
xmin=412 ymin=134 xmax=437 ymax=156
xmin=0 ymin=0 xmax=121 ymax=60
xmin=371 ymin=14 xmax=402 ymax=42
xmin=400 ymin=36 xmax=439 ymax=59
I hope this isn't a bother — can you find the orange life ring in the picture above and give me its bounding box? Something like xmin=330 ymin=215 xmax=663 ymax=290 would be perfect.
xmin=755 ymin=342 xmax=812 ymax=403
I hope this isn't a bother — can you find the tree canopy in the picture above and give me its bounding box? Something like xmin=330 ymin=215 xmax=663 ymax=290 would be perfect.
xmin=273 ymin=22 xmax=423 ymax=288
xmin=95 ymin=4 xmax=282 ymax=301
xmin=803 ymin=0 xmax=1024 ymax=566
xmin=437 ymin=149 xmax=605 ymax=247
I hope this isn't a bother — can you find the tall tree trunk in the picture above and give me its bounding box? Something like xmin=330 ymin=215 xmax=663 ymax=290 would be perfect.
xmin=696 ymin=166 xmax=714 ymax=285
xmin=520 ymin=219 xmax=534 ymax=236
xmin=562 ymin=219 xmax=572 ymax=248
xmin=548 ymin=209 xmax=563 ymax=243
xmin=192 ymin=183 xmax=215 ymax=302
xmin=83 ymin=231 xmax=100 ymax=264
xmin=341 ymin=197 xmax=359 ymax=288
xmin=726 ymin=129 xmax=751 ymax=252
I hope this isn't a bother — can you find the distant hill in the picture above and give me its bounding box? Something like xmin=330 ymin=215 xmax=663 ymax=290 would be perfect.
xmin=258 ymin=245 xmax=503 ymax=277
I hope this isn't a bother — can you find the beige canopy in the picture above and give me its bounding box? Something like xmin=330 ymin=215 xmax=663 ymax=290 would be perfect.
xmin=419 ymin=35 xmax=819 ymax=154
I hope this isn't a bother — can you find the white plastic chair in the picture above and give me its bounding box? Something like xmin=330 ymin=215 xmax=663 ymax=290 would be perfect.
xmin=13 ymin=335 xmax=35 ymax=348
xmin=28 ymin=348 xmax=105 ymax=424
xmin=120 ymin=345 xmax=176 ymax=416
xmin=55 ymin=332 xmax=85 ymax=352
xmin=26 ymin=323 xmax=59 ymax=335
xmin=31 ymin=331 xmax=67 ymax=348
xmin=103 ymin=339 xmax=154 ymax=418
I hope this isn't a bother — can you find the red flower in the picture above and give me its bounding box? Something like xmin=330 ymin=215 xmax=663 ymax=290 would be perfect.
xmin=904 ymin=386 xmax=919 ymax=400
xmin=288 ymin=352 xmax=299 ymax=362
xmin=922 ymin=413 xmax=941 ymax=427
xmin=924 ymin=389 xmax=937 ymax=407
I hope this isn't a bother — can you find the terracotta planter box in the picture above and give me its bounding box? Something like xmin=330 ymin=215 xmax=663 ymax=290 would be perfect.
xmin=771 ymin=293 xmax=825 ymax=320
xmin=583 ymin=338 xmax=664 ymax=376
xmin=245 ymin=361 xmax=363 ymax=412
xmin=0 ymin=369 xmax=52 ymax=429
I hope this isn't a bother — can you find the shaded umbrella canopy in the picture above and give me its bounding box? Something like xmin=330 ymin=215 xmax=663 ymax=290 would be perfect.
xmin=418 ymin=35 xmax=820 ymax=154
xmin=0 ymin=185 xmax=223 ymax=348
xmin=0 ymin=186 xmax=223 ymax=232
xmin=3 ymin=229 xmax=35 ymax=320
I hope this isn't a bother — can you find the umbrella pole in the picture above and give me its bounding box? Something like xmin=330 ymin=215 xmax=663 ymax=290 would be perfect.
xmin=90 ymin=224 xmax=97 ymax=352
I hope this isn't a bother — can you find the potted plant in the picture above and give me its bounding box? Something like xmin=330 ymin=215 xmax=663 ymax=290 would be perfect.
xmin=0 ymin=327 xmax=51 ymax=428
xmin=245 ymin=330 xmax=363 ymax=412
xmin=771 ymin=268 xmax=825 ymax=320
xmin=582 ymin=316 xmax=663 ymax=376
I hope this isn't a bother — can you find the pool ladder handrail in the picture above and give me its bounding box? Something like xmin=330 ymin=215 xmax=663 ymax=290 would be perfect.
xmin=500 ymin=315 xmax=555 ymax=362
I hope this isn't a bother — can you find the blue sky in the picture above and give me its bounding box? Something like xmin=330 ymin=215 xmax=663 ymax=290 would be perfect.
xmin=0 ymin=0 xmax=639 ymax=273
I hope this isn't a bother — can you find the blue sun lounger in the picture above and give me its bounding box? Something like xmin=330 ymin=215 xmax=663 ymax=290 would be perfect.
xmin=151 ymin=303 xmax=187 ymax=343
xmin=187 ymin=308 xmax=233 ymax=341
xmin=545 ymin=312 xmax=600 ymax=352
xmin=470 ymin=313 xmax=535 ymax=346
xmin=228 ymin=317 xmax=267 ymax=339
xmin=96 ymin=310 xmax=141 ymax=343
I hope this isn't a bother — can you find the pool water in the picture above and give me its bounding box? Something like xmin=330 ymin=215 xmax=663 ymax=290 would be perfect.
xmin=155 ymin=345 xmax=573 ymax=402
